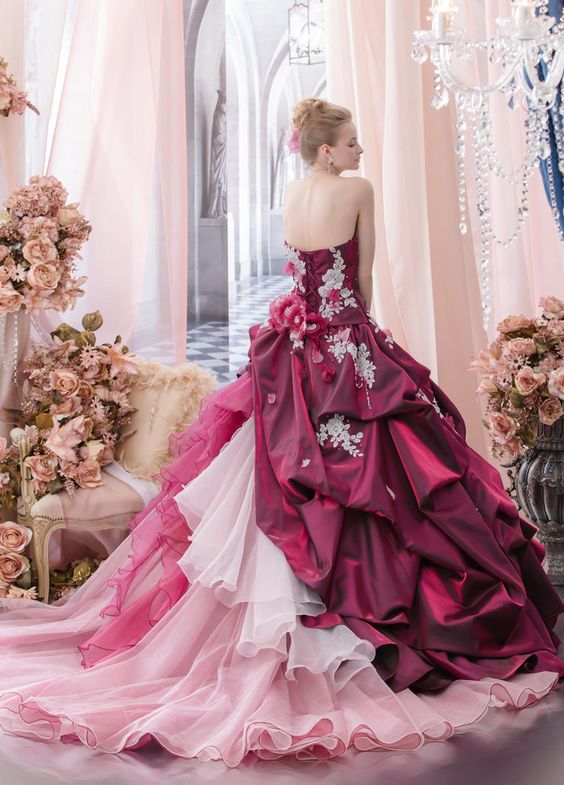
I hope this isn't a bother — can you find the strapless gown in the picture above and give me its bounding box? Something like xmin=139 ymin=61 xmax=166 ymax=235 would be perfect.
xmin=0 ymin=231 xmax=562 ymax=765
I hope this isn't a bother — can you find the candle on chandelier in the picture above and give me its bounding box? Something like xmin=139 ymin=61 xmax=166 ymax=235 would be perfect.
xmin=430 ymin=0 xmax=457 ymax=40
xmin=512 ymin=0 xmax=537 ymax=28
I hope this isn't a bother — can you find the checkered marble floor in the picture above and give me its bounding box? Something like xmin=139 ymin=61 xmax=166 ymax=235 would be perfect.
xmin=139 ymin=275 xmax=291 ymax=385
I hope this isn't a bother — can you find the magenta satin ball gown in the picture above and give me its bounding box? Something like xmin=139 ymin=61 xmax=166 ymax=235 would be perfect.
xmin=0 ymin=230 xmax=562 ymax=765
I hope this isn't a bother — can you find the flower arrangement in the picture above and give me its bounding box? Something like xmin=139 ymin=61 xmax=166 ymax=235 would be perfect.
xmin=0 ymin=58 xmax=39 ymax=117
xmin=1 ymin=311 xmax=138 ymax=506
xmin=0 ymin=521 xmax=36 ymax=600
xmin=0 ymin=175 xmax=90 ymax=314
xmin=469 ymin=296 xmax=564 ymax=464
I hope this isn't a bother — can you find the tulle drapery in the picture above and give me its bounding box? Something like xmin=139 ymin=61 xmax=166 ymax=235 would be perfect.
xmin=325 ymin=0 xmax=564 ymax=456
xmin=0 ymin=0 xmax=187 ymax=362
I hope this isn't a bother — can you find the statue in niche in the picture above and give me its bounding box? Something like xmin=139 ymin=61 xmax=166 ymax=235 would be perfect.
xmin=271 ymin=127 xmax=295 ymax=210
xmin=206 ymin=88 xmax=227 ymax=218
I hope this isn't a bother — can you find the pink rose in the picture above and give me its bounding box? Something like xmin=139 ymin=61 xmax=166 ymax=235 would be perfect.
xmin=547 ymin=367 xmax=564 ymax=400
xmin=503 ymin=338 xmax=537 ymax=360
xmin=503 ymin=436 xmax=525 ymax=461
xmin=514 ymin=367 xmax=546 ymax=396
xmin=489 ymin=412 xmax=517 ymax=444
xmin=0 ymin=522 xmax=32 ymax=554
xmin=49 ymin=368 xmax=80 ymax=397
xmin=497 ymin=314 xmax=534 ymax=334
xmin=22 ymin=237 xmax=57 ymax=264
xmin=0 ymin=285 xmax=24 ymax=313
xmin=26 ymin=262 xmax=61 ymax=290
xmin=77 ymin=381 xmax=94 ymax=401
xmin=75 ymin=459 xmax=104 ymax=489
xmin=544 ymin=320 xmax=564 ymax=339
xmin=539 ymin=397 xmax=563 ymax=426
xmin=0 ymin=552 xmax=30 ymax=583
xmin=26 ymin=454 xmax=58 ymax=483
xmin=539 ymin=296 xmax=564 ymax=320
xmin=0 ymin=245 xmax=10 ymax=262
xmin=56 ymin=206 xmax=81 ymax=226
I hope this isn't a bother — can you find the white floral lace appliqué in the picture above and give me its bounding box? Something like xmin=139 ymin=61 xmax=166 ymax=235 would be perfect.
xmin=416 ymin=388 xmax=444 ymax=418
xmin=318 ymin=248 xmax=358 ymax=320
xmin=284 ymin=244 xmax=306 ymax=293
xmin=316 ymin=414 xmax=364 ymax=458
xmin=326 ymin=330 xmax=376 ymax=389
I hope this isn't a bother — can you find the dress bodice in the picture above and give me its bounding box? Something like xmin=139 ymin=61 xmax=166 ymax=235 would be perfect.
xmin=283 ymin=232 xmax=368 ymax=326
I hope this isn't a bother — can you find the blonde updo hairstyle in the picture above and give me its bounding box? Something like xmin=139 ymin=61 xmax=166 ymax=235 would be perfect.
xmin=291 ymin=98 xmax=352 ymax=165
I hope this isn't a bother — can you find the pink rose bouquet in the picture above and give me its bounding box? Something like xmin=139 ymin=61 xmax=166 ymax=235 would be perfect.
xmin=469 ymin=296 xmax=564 ymax=464
xmin=0 ymin=58 xmax=39 ymax=117
xmin=0 ymin=175 xmax=90 ymax=315
xmin=2 ymin=311 xmax=138 ymax=502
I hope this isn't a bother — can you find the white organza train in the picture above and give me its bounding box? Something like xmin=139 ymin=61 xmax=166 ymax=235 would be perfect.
xmin=0 ymin=419 xmax=559 ymax=765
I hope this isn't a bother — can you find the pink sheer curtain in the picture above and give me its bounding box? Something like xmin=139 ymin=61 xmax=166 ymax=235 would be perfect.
xmin=325 ymin=0 xmax=564 ymax=457
xmin=1 ymin=0 xmax=188 ymax=364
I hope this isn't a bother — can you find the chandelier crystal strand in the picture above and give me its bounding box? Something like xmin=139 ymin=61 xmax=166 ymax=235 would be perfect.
xmin=412 ymin=0 xmax=564 ymax=329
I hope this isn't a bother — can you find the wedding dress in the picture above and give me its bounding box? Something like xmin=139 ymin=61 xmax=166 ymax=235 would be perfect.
xmin=0 ymin=230 xmax=562 ymax=765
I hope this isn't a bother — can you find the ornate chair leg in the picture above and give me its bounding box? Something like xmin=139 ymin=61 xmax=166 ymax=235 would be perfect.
xmin=29 ymin=518 xmax=59 ymax=603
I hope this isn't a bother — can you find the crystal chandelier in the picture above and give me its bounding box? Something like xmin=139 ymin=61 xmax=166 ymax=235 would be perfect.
xmin=288 ymin=0 xmax=325 ymax=65
xmin=412 ymin=0 xmax=564 ymax=330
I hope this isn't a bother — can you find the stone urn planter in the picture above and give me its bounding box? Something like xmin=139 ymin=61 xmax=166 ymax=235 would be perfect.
xmin=515 ymin=416 xmax=564 ymax=585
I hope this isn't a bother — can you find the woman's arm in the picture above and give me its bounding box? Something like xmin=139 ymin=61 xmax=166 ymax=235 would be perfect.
xmin=355 ymin=178 xmax=376 ymax=313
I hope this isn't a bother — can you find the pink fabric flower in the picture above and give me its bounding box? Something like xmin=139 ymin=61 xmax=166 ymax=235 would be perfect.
xmin=288 ymin=127 xmax=300 ymax=154
xmin=539 ymin=397 xmax=563 ymax=426
xmin=75 ymin=458 xmax=104 ymax=489
xmin=514 ymin=367 xmax=546 ymax=396
xmin=0 ymin=522 xmax=32 ymax=554
xmin=303 ymin=312 xmax=328 ymax=339
xmin=488 ymin=412 xmax=517 ymax=444
xmin=539 ymin=296 xmax=564 ymax=320
xmin=49 ymin=369 xmax=81 ymax=397
xmin=548 ymin=367 xmax=564 ymax=400
xmin=45 ymin=417 xmax=89 ymax=462
xmin=9 ymin=89 xmax=28 ymax=115
xmin=26 ymin=454 xmax=58 ymax=483
xmin=269 ymin=292 xmax=306 ymax=333
xmin=0 ymin=285 xmax=24 ymax=313
xmin=26 ymin=262 xmax=61 ymax=291
xmin=496 ymin=314 xmax=535 ymax=334
xmin=22 ymin=237 xmax=57 ymax=264
xmin=503 ymin=338 xmax=537 ymax=360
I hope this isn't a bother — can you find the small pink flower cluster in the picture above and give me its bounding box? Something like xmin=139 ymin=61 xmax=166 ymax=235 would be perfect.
xmin=469 ymin=296 xmax=564 ymax=463
xmin=0 ymin=520 xmax=36 ymax=599
xmin=0 ymin=175 xmax=91 ymax=314
xmin=269 ymin=291 xmax=327 ymax=345
xmin=0 ymin=58 xmax=39 ymax=117
xmin=1 ymin=315 xmax=139 ymax=501
xmin=288 ymin=126 xmax=300 ymax=154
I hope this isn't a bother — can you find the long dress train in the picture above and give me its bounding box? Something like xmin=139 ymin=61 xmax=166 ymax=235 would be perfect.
xmin=0 ymin=231 xmax=562 ymax=764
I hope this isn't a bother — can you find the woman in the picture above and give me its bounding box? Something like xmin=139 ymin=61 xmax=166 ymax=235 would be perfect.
xmin=0 ymin=98 xmax=562 ymax=765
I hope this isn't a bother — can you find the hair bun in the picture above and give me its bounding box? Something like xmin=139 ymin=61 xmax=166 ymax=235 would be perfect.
xmin=291 ymin=97 xmax=324 ymax=132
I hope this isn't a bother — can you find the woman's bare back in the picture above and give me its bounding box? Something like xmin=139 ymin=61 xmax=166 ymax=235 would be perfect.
xmin=283 ymin=174 xmax=363 ymax=251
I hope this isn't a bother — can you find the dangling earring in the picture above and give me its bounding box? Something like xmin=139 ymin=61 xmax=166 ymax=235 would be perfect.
xmin=327 ymin=155 xmax=334 ymax=174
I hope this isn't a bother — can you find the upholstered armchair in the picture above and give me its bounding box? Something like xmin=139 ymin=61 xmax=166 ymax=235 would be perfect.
xmin=15 ymin=359 xmax=216 ymax=603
